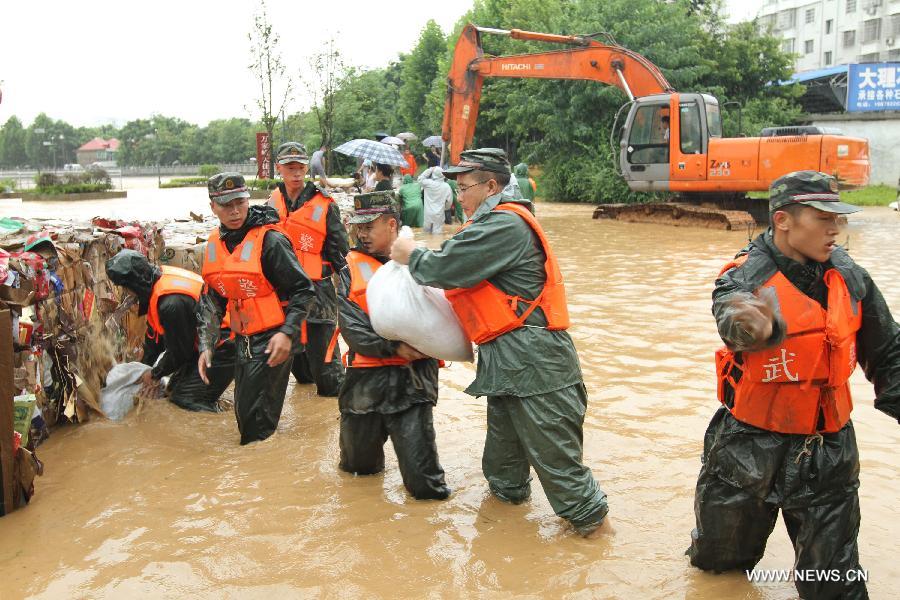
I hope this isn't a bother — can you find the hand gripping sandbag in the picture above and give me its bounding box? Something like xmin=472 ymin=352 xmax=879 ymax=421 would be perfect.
xmin=367 ymin=235 xmax=473 ymax=362
xmin=100 ymin=362 xmax=151 ymax=421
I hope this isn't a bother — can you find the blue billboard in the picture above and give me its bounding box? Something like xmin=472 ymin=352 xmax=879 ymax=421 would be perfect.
xmin=848 ymin=63 xmax=900 ymax=112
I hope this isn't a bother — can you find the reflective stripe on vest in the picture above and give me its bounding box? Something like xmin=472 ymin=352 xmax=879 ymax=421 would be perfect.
xmin=716 ymin=266 xmax=861 ymax=434
xmin=201 ymin=224 xmax=286 ymax=336
xmin=444 ymin=203 xmax=570 ymax=345
xmin=271 ymin=188 xmax=332 ymax=281
xmin=344 ymin=250 xmax=410 ymax=368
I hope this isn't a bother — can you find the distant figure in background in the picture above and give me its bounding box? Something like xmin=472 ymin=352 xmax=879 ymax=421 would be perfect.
xmin=399 ymin=146 xmax=418 ymax=178
xmin=398 ymin=174 xmax=425 ymax=228
xmin=445 ymin=179 xmax=463 ymax=225
xmin=419 ymin=166 xmax=453 ymax=234
xmin=361 ymin=160 xmax=376 ymax=192
xmin=374 ymin=163 xmax=394 ymax=192
xmin=422 ymin=146 xmax=441 ymax=168
xmin=514 ymin=163 xmax=536 ymax=202
xmin=309 ymin=145 xmax=328 ymax=187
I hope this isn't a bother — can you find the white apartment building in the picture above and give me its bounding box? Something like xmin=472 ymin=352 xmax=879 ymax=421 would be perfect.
xmin=759 ymin=0 xmax=900 ymax=71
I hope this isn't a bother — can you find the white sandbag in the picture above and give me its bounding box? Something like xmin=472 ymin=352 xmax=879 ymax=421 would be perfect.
xmin=367 ymin=245 xmax=474 ymax=362
xmin=100 ymin=362 xmax=151 ymax=421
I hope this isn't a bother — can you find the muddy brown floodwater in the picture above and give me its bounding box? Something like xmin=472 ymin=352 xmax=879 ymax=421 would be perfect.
xmin=0 ymin=189 xmax=898 ymax=599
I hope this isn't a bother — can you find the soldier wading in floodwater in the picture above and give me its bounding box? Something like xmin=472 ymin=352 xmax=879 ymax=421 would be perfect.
xmin=688 ymin=171 xmax=900 ymax=600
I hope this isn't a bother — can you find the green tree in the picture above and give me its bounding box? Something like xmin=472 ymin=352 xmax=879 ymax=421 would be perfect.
xmin=24 ymin=114 xmax=57 ymax=169
xmin=0 ymin=116 xmax=28 ymax=168
xmin=248 ymin=0 xmax=292 ymax=177
xmin=304 ymin=37 xmax=350 ymax=168
xmin=398 ymin=20 xmax=447 ymax=135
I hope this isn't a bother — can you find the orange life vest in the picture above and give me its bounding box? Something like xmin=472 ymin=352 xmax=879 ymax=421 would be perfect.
xmin=343 ymin=250 xmax=410 ymax=368
xmin=445 ymin=202 xmax=570 ymax=345
xmin=147 ymin=266 xmax=203 ymax=339
xmin=147 ymin=266 xmax=232 ymax=344
xmin=201 ymin=225 xmax=286 ymax=336
xmin=271 ymin=187 xmax=333 ymax=281
xmin=715 ymin=258 xmax=862 ymax=434
xmin=399 ymin=152 xmax=417 ymax=177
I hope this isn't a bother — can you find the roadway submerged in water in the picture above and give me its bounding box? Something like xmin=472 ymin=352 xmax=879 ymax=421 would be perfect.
xmin=1 ymin=189 xmax=898 ymax=598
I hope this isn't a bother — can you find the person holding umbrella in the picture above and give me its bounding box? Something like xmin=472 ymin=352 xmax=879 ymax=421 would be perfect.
xmin=268 ymin=142 xmax=349 ymax=397
xmin=336 ymin=139 xmax=410 ymax=194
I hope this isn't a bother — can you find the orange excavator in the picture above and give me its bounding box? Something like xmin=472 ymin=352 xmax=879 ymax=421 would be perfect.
xmin=441 ymin=24 xmax=870 ymax=228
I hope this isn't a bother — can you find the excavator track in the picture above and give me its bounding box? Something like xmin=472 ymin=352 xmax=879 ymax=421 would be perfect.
xmin=592 ymin=201 xmax=756 ymax=230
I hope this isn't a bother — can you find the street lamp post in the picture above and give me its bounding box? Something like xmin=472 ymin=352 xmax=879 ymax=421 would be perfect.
xmin=42 ymin=140 xmax=54 ymax=172
xmin=34 ymin=127 xmax=46 ymax=173
xmin=144 ymin=129 xmax=161 ymax=187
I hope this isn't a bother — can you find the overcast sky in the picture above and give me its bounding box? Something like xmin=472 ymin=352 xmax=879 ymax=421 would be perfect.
xmin=0 ymin=0 xmax=763 ymax=129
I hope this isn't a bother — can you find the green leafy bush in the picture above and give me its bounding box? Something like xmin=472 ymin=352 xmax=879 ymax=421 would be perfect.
xmin=33 ymin=182 xmax=113 ymax=194
xmin=35 ymin=172 xmax=61 ymax=188
xmin=246 ymin=178 xmax=279 ymax=190
xmin=198 ymin=164 xmax=222 ymax=177
xmin=160 ymin=177 xmax=208 ymax=188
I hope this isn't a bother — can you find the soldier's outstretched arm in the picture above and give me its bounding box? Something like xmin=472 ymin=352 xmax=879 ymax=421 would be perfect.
xmin=713 ymin=263 xmax=785 ymax=353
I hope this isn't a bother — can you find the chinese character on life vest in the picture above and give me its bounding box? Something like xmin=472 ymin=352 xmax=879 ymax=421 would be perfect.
xmin=299 ymin=232 xmax=315 ymax=253
xmin=763 ymin=348 xmax=799 ymax=383
xmin=238 ymin=278 xmax=259 ymax=298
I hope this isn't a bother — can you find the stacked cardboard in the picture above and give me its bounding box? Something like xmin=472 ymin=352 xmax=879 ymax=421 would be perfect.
xmin=0 ymin=216 xmax=162 ymax=515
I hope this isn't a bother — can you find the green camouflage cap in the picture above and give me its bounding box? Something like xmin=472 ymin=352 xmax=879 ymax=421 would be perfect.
xmin=443 ymin=147 xmax=511 ymax=179
xmin=349 ymin=191 xmax=400 ymax=224
xmin=207 ymin=172 xmax=250 ymax=205
xmin=769 ymin=170 xmax=861 ymax=215
xmin=276 ymin=141 xmax=309 ymax=165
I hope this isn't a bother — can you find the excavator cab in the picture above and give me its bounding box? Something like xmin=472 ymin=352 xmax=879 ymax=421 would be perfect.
xmin=620 ymin=93 xmax=722 ymax=192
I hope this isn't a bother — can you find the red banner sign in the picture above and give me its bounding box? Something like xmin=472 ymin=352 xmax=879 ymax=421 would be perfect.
xmin=256 ymin=132 xmax=271 ymax=179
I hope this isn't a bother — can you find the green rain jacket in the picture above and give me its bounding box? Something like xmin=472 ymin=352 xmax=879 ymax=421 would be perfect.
xmin=514 ymin=163 xmax=535 ymax=201
xmin=407 ymin=192 xmax=582 ymax=397
xmin=397 ymin=174 xmax=424 ymax=228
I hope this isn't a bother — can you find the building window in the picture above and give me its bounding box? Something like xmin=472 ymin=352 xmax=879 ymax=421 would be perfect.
xmin=825 ymin=51 xmax=833 ymax=64
xmin=806 ymin=8 xmax=816 ymax=23
xmin=892 ymin=13 xmax=900 ymax=37
xmin=858 ymin=52 xmax=881 ymax=61
xmin=805 ymin=39 xmax=815 ymax=53
xmin=777 ymin=8 xmax=797 ymax=30
xmin=847 ymin=0 xmax=857 ymax=13
xmin=863 ymin=18 xmax=882 ymax=43
xmin=843 ymin=30 xmax=857 ymax=46
xmin=862 ymin=1 xmax=884 ymax=11
xmin=826 ymin=19 xmax=833 ymax=34
xmin=782 ymin=38 xmax=796 ymax=53
xmin=889 ymin=48 xmax=900 ymax=60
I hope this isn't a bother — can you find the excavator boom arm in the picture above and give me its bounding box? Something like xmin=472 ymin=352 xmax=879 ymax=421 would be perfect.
xmin=442 ymin=24 xmax=674 ymax=163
